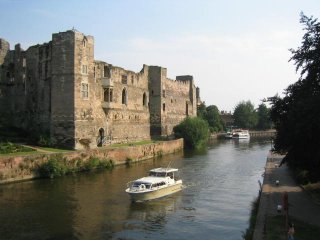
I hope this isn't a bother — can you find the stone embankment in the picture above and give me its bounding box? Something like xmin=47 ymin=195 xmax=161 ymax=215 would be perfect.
xmin=0 ymin=138 xmax=183 ymax=184
xmin=253 ymin=152 xmax=320 ymax=239
xmin=211 ymin=129 xmax=276 ymax=140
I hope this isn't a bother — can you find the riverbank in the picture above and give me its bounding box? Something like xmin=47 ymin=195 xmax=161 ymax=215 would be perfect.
xmin=0 ymin=138 xmax=183 ymax=184
xmin=210 ymin=129 xmax=276 ymax=140
xmin=253 ymin=152 xmax=320 ymax=240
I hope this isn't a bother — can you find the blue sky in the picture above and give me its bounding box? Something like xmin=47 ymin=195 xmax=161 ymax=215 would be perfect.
xmin=1 ymin=0 xmax=320 ymax=111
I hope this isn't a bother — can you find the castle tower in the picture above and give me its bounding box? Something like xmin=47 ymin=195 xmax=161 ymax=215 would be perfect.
xmin=0 ymin=39 xmax=10 ymax=123
xmin=148 ymin=66 xmax=167 ymax=135
xmin=50 ymin=30 xmax=94 ymax=149
xmin=176 ymin=75 xmax=197 ymax=116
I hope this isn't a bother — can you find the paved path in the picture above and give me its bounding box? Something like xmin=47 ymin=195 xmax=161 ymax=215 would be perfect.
xmin=253 ymin=152 xmax=320 ymax=240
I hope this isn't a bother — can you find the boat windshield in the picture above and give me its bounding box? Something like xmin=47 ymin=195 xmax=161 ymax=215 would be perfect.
xmin=132 ymin=182 xmax=151 ymax=189
xmin=149 ymin=171 xmax=166 ymax=177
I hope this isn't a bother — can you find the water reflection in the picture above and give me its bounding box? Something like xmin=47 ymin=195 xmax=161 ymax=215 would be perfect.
xmin=0 ymin=139 xmax=271 ymax=240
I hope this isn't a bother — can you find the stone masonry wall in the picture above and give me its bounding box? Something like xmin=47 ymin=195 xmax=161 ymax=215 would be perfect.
xmin=51 ymin=31 xmax=76 ymax=148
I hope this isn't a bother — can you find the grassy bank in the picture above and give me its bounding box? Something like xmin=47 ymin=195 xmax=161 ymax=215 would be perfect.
xmin=0 ymin=142 xmax=36 ymax=155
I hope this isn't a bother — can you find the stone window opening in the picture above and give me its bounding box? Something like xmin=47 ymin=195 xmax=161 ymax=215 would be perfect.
xmin=162 ymin=90 xmax=166 ymax=97
xmin=122 ymin=88 xmax=128 ymax=105
xmin=81 ymin=83 xmax=89 ymax=99
xmin=82 ymin=65 xmax=88 ymax=74
xmin=103 ymin=66 xmax=110 ymax=78
xmin=186 ymin=101 xmax=189 ymax=116
xmin=131 ymin=75 xmax=134 ymax=84
xmin=121 ymin=75 xmax=127 ymax=84
xmin=143 ymin=92 xmax=147 ymax=106
xmin=163 ymin=103 xmax=166 ymax=112
xmin=83 ymin=39 xmax=87 ymax=47
xmin=104 ymin=88 xmax=113 ymax=102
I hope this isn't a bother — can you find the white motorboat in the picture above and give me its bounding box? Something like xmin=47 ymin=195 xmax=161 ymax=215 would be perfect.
xmin=232 ymin=129 xmax=250 ymax=139
xmin=125 ymin=167 xmax=183 ymax=202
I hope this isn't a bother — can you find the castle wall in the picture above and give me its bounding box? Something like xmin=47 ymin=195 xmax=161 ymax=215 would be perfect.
xmin=0 ymin=30 xmax=200 ymax=150
xmin=0 ymin=39 xmax=52 ymax=134
xmin=93 ymin=62 xmax=150 ymax=148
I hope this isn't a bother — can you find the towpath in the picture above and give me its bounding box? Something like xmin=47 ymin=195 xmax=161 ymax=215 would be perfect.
xmin=253 ymin=152 xmax=320 ymax=240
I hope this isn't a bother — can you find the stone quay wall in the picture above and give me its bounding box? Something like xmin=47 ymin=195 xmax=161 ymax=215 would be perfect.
xmin=0 ymin=138 xmax=183 ymax=184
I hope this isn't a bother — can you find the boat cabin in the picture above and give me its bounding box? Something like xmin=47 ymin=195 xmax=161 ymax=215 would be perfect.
xmin=149 ymin=168 xmax=178 ymax=179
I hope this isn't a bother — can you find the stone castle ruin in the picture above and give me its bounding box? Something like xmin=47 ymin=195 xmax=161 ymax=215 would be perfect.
xmin=0 ymin=30 xmax=201 ymax=150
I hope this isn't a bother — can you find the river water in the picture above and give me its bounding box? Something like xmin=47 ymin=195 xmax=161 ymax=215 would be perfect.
xmin=0 ymin=139 xmax=270 ymax=240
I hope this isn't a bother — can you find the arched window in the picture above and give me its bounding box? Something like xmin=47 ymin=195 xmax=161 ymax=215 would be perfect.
xmin=104 ymin=88 xmax=113 ymax=102
xmin=122 ymin=88 xmax=127 ymax=105
xmin=143 ymin=92 xmax=147 ymax=106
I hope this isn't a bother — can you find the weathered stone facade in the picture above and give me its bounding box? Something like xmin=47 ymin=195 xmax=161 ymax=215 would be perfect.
xmin=0 ymin=30 xmax=201 ymax=149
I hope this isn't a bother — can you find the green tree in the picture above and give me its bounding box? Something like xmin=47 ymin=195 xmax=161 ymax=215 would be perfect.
xmin=269 ymin=13 xmax=320 ymax=181
xmin=256 ymin=103 xmax=272 ymax=130
xmin=173 ymin=117 xmax=209 ymax=149
xmin=197 ymin=102 xmax=207 ymax=120
xmin=233 ymin=101 xmax=257 ymax=129
xmin=197 ymin=103 xmax=224 ymax=133
xmin=206 ymin=105 xmax=224 ymax=132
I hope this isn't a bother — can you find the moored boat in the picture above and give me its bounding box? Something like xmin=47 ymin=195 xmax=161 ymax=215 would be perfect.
xmin=225 ymin=131 xmax=233 ymax=139
xmin=125 ymin=167 xmax=183 ymax=202
xmin=232 ymin=129 xmax=250 ymax=139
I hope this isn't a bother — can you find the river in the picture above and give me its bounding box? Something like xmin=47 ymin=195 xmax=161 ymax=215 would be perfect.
xmin=0 ymin=138 xmax=270 ymax=240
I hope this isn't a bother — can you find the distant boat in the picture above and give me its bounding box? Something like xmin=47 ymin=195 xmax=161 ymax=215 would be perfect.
xmin=225 ymin=131 xmax=233 ymax=139
xmin=125 ymin=167 xmax=183 ymax=202
xmin=232 ymin=129 xmax=250 ymax=139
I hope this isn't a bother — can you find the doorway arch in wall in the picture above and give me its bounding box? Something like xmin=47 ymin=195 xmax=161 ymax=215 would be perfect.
xmin=98 ymin=128 xmax=105 ymax=147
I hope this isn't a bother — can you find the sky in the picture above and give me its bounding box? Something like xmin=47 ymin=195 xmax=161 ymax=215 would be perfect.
xmin=1 ymin=0 xmax=320 ymax=112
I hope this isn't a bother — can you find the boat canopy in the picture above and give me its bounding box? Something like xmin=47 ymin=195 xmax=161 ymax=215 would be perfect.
xmin=148 ymin=168 xmax=178 ymax=179
xmin=149 ymin=168 xmax=179 ymax=173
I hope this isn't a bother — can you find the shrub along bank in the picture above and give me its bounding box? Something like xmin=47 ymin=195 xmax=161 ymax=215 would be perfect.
xmin=37 ymin=154 xmax=115 ymax=178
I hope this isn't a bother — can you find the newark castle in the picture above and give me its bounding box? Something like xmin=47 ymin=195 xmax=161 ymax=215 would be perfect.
xmin=0 ymin=30 xmax=201 ymax=150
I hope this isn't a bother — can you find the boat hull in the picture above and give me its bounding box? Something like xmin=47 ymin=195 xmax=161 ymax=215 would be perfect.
xmin=233 ymin=135 xmax=250 ymax=139
xmin=126 ymin=181 xmax=183 ymax=202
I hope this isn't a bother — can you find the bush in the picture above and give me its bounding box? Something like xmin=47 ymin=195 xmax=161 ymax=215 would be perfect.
xmin=173 ymin=117 xmax=209 ymax=149
xmin=83 ymin=157 xmax=115 ymax=171
xmin=37 ymin=155 xmax=67 ymax=178
xmin=99 ymin=159 xmax=114 ymax=169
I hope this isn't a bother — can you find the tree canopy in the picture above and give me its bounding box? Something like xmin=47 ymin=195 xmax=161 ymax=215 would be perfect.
xmin=233 ymin=101 xmax=257 ymax=129
xmin=197 ymin=103 xmax=224 ymax=133
xmin=256 ymin=103 xmax=273 ymax=130
xmin=269 ymin=13 xmax=320 ymax=182
xmin=173 ymin=117 xmax=209 ymax=149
